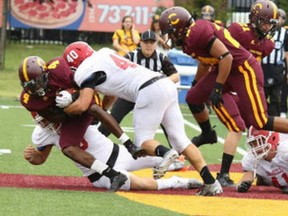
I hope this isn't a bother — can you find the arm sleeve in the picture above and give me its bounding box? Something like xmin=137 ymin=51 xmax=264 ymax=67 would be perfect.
xmin=161 ymin=56 xmax=178 ymax=76
xmin=80 ymin=71 xmax=107 ymax=89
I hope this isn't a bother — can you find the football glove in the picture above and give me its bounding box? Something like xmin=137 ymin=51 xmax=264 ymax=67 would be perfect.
xmin=282 ymin=186 xmax=288 ymax=194
xmin=56 ymin=90 xmax=73 ymax=108
xmin=209 ymin=82 xmax=223 ymax=109
xmin=236 ymin=181 xmax=252 ymax=193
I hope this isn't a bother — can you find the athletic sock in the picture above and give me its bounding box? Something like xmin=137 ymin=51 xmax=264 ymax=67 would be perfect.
xmin=156 ymin=177 xmax=188 ymax=190
xmin=102 ymin=167 xmax=119 ymax=179
xmin=199 ymin=120 xmax=212 ymax=134
xmin=154 ymin=145 xmax=170 ymax=157
xmin=220 ymin=153 xmax=234 ymax=175
xmin=200 ymin=166 xmax=215 ymax=184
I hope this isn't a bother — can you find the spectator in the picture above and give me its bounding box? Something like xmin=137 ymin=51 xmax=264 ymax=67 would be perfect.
xmin=112 ymin=15 xmax=140 ymax=56
xmin=150 ymin=15 xmax=170 ymax=52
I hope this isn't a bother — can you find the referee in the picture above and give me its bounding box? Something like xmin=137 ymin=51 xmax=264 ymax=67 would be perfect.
xmin=98 ymin=30 xmax=179 ymax=139
xmin=261 ymin=8 xmax=288 ymax=117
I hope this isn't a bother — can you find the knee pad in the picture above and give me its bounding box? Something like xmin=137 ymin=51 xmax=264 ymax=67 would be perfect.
xmin=187 ymin=103 xmax=205 ymax=114
xmin=262 ymin=116 xmax=274 ymax=131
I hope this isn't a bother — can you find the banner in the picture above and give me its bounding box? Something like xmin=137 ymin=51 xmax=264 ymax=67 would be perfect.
xmin=9 ymin=0 xmax=174 ymax=32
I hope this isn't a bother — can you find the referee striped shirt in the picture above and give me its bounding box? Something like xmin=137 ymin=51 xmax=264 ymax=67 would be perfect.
xmin=262 ymin=27 xmax=288 ymax=65
xmin=124 ymin=48 xmax=178 ymax=76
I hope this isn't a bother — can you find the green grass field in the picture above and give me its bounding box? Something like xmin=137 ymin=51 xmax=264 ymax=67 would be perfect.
xmin=0 ymin=43 xmax=248 ymax=215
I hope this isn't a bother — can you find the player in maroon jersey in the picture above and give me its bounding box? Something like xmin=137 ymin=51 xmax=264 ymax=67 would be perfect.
xmin=159 ymin=5 xmax=288 ymax=184
xmin=18 ymin=56 xmax=140 ymax=191
xmin=213 ymin=0 xmax=277 ymax=187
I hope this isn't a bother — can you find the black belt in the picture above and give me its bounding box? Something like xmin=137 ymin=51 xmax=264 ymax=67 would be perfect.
xmin=87 ymin=143 xmax=119 ymax=183
xmin=139 ymin=75 xmax=166 ymax=91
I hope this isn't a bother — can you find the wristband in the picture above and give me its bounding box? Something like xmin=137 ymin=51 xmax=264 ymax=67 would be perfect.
xmin=119 ymin=133 xmax=129 ymax=144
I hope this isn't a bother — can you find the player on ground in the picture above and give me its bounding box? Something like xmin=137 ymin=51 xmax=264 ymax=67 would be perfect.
xmin=24 ymin=116 xmax=202 ymax=191
xmin=237 ymin=126 xmax=288 ymax=194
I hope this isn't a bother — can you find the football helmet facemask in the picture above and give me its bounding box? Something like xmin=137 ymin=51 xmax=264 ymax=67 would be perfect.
xmin=159 ymin=6 xmax=193 ymax=46
xmin=63 ymin=41 xmax=94 ymax=71
xmin=246 ymin=126 xmax=279 ymax=160
xmin=18 ymin=56 xmax=48 ymax=97
xmin=249 ymin=0 xmax=279 ymax=38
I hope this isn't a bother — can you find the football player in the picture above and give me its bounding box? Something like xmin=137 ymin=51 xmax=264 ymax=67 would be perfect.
xmin=237 ymin=126 xmax=288 ymax=194
xmin=18 ymin=56 xmax=140 ymax=191
xmin=158 ymin=5 xmax=288 ymax=186
xmin=24 ymin=115 xmax=203 ymax=191
xmin=212 ymin=0 xmax=278 ymax=186
xmin=57 ymin=41 xmax=223 ymax=196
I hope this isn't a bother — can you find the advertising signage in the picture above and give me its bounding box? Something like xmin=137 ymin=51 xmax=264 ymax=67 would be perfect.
xmin=8 ymin=0 xmax=173 ymax=32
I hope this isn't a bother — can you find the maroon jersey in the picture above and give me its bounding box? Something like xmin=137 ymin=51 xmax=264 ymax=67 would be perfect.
xmin=183 ymin=19 xmax=253 ymax=70
xmin=185 ymin=20 xmax=269 ymax=131
xmin=228 ymin=22 xmax=274 ymax=61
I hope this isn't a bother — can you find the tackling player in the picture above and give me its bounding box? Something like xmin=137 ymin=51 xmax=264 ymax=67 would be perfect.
xmin=18 ymin=56 xmax=140 ymax=191
xmin=58 ymin=41 xmax=223 ymax=196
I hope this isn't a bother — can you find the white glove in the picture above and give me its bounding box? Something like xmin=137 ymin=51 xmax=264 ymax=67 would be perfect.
xmin=56 ymin=90 xmax=73 ymax=108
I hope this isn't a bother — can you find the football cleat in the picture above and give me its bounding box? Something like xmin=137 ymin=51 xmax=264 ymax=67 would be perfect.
xmin=109 ymin=173 xmax=128 ymax=192
xmin=153 ymin=149 xmax=179 ymax=179
xmin=197 ymin=180 xmax=223 ymax=196
xmin=192 ymin=129 xmax=218 ymax=147
xmin=216 ymin=173 xmax=235 ymax=187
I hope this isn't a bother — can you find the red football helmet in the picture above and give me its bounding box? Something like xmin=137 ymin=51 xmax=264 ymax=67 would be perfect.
xmin=159 ymin=6 xmax=193 ymax=45
xmin=63 ymin=41 xmax=94 ymax=71
xmin=246 ymin=126 xmax=279 ymax=160
xmin=249 ymin=0 xmax=279 ymax=38
xmin=201 ymin=5 xmax=215 ymax=21
xmin=18 ymin=56 xmax=48 ymax=97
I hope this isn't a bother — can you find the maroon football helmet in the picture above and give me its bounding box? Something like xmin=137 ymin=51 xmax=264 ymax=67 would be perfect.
xmin=249 ymin=0 xmax=279 ymax=38
xmin=246 ymin=126 xmax=279 ymax=160
xmin=63 ymin=41 xmax=94 ymax=71
xmin=18 ymin=56 xmax=48 ymax=97
xmin=159 ymin=6 xmax=193 ymax=46
xmin=201 ymin=5 xmax=215 ymax=21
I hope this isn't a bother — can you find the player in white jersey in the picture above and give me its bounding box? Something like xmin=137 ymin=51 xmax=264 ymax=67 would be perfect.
xmin=56 ymin=41 xmax=223 ymax=196
xmin=24 ymin=117 xmax=203 ymax=191
xmin=236 ymin=126 xmax=288 ymax=194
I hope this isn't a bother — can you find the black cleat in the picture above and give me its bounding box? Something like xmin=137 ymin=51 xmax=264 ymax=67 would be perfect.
xmin=192 ymin=129 xmax=218 ymax=147
xmin=109 ymin=173 xmax=128 ymax=192
xmin=216 ymin=173 xmax=235 ymax=187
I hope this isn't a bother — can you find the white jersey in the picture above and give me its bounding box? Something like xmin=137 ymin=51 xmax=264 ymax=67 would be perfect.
xmin=32 ymin=125 xmax=164 ymax=190
xmin=75 ymin=48 xmax=161 ymax=102
xmin=241 ymin=133 xmax=288 ymax=188
xmin=74 ymin=47 xmax=191 ymax=152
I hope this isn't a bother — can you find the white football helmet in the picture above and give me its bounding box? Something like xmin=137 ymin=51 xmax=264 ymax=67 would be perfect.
xmin=246 ymin=126 xmax=279 ymax=160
